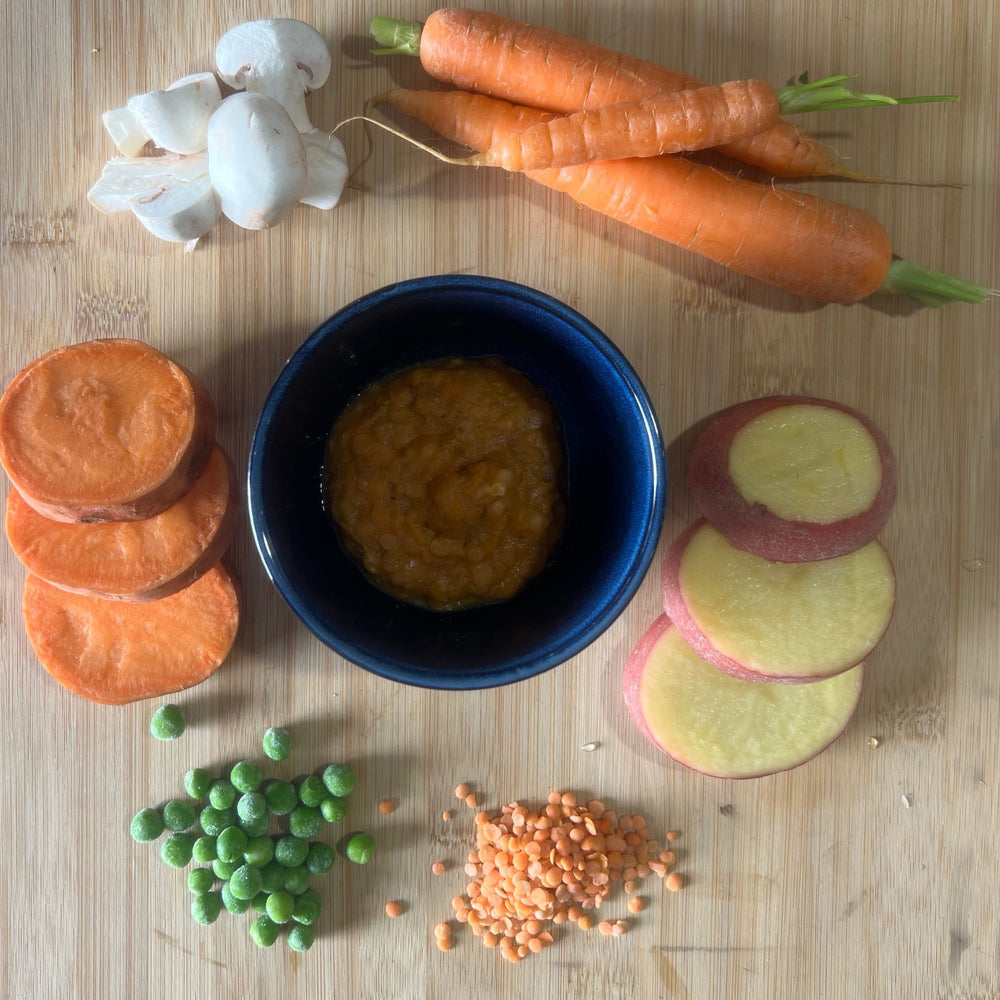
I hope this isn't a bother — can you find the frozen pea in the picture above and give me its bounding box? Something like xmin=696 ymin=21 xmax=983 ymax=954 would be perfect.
xmin=162 ymin=799 xmax=197 ymax=832
xmin=191 ymin=891 xmax=223 ymax=925
xmin=344 ymin=832 xmax=374 ymax=865
xmin=266 ymin=889 xmax=295 ymax=924
xmin=213 ymin=858 xmax=241 ymax=880
xmin=160 ymin=833 xmax=194 ymax=868
xmin=231 ymin=760 xmax=262 ymax=794
xmin=249 ymin=914 xmax=281 ymax=947
xmin=150 ymin=704 xmax=185 ymax=740
xmin=319 ymin=796 xmax=347 ymax=824
xmin=297 ymin=776 xmax=327 ymax=808
xmin=251 ymin=891 xmax=270 ymax=914
xmin=244 ymin=835 xmax=275 ymax=868
xmin=289 ymin=806 xmax=323 ymax=840
xmin=221 ymin=880 xmax=253 ymax=915
xmin=192 ymin=836 xmax=218 ymax=864
xmin=188 ymin=868 xmax=215 ymax=894
xmin=216 ymin=826 xmax=249 ymax=864
xmin=305 ymin=842 xmax=335 ymax=876
xmin=274 ymin=836 xmax=309 ymax=869
xmin=239 ymin=814 xmax=269 ymax=839
xmin=259 ymin=860 xmax=286 ymax=894
xmin=130 ymin=808 xmax=164 ymax=843
xmin=184 ymin=768 xmax=212 ymax=799
xmin=263 ymin=780 xmax=298 ymax=816
xmin=283 ymin=865 xmax=310 ymax=895
xmin=321 ymin=763 xmax=355 ymax=798
xmin=199 ymin=805 xmax=236 ymax=837
xmin=208 ymin=780 xmax=237 ymax=810
xmin=287 ymin=922 xmax=316 ymax=951
xmin=292 ymin=889 xmax=322 ymax=926
xmin=262 ymin=727 xmax=291 ymax=761
xmin=228 ymin=864 xmax=264 ymax=901
xmin=237 ymin=792 xmax=267 ymax=826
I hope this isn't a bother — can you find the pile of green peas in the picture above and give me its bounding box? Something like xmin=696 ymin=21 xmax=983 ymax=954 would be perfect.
xmin=131 ymin=717 xmax=375 ymax=952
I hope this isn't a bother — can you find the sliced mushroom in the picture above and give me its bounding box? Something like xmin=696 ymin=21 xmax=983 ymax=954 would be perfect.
xmin=207 ymin=92 xmax=307 ymax=230
xmin=300 ymin=130 xmax=349 ymax=210
xmin=215 ymin=19 xmax=331 ymax=133
xmin=102 ymin=73 xmax=222 ymax=157
xmin=87 ymin=152 xmax=211 ymax=214
xmin=129 ymin=174 xmax=221 ymax=242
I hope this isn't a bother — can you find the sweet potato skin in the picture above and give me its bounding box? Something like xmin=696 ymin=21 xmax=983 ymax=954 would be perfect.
xmin=0 ymin=338 xmax=216 ymax=522
xmin=5 ymin=445 xmax=238 ymax=601
xmin=22 ymin=561 xmax=240 ymax=705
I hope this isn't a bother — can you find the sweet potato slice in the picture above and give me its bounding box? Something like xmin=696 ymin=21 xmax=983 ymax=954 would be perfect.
xmin=6 ymin=445 xmax=237 ymax=601
xmin=0 ymin=338 xmax=215 ymax=522
xmin=23 ymin=562 xmax=240 ymax=704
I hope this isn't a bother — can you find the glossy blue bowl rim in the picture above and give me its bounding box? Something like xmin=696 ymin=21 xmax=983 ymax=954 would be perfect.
xmin=248 ymin=274 xmax=667 ymax=689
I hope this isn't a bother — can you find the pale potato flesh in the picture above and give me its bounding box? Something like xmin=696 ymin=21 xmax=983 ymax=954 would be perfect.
xmin=728 ymin=404 xmax=882 ymax=523
xmin=639 ymin=624 xmax=863 ymax=777
xmin=679 ymin=523 xmax=894 ymax=677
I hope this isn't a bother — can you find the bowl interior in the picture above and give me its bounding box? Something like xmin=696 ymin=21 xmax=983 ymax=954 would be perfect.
xmin=249 ymin=277 xmax=665 ymax=689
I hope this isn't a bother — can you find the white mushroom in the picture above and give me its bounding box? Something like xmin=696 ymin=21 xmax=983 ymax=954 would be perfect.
xmin=300 ymin=130 xmax=349 ymax=210
xmin=206 ymin=92 xmax=307 ymax=230
xmin=87 ymin=152 xmax=210 ymax=213
xmin=215 ymin=19 xmax=331 ymax=134
xmin=102 ymin=73 xmax=222 ymax=157
xmin=129 ymin=174 xmax=221 ymax=242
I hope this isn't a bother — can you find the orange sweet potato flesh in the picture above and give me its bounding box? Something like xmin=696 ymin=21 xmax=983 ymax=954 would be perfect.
xmin=6 ymin=444 xmax=238 ymax=601
xmin=22 ymin=561 xmax=240 ymax=704
xmin=0 ymin=338 xmax=216 ymax=522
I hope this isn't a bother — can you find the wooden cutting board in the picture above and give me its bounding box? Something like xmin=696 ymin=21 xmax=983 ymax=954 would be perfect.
xmin=2 ymin=2 xmax=997 ymax=998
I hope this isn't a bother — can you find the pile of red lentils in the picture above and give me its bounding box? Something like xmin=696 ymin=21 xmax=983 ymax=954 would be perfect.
xmin=445 ymin=787 xmax=683 ymax=963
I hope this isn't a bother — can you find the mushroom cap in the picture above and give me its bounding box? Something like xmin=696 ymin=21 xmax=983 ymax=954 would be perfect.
xmin=129 ymin=174 xmax=221 ymax=242
xmin=207 ymin=92 xmax=307 ymax=230
xmin=215 ymin=19 xmax=331 ymax=93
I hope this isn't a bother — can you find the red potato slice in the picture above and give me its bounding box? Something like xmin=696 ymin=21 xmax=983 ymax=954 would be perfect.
xmin=623 ymin=615 xmax=864 ymax=778
xmin=22 ymin=561 xmax=240 ymax=705
xmin=688 ymin=396 xmax=897 ymax=562
xmin=662 ymin=519 xmax=895 ymax=682
xmin=0 ymin=338 xmax=216 ymax=522
xmin=5 ymin=444 xmax=238 ymax=601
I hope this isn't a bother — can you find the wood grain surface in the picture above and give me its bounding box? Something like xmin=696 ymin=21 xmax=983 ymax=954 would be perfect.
xmin=2 ymin=2 xmax=998 ymax=998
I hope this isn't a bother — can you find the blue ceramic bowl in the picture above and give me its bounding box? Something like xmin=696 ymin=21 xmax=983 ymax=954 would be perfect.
xmin=248 ymin=275 xmax=666 ymax=690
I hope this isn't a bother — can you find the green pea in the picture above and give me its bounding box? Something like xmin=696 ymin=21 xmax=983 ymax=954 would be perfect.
xmin=249 ymin=914 xmax=281 ymax=947
xmin=228 ymin=864 xmax=264 ymax=901
xmin=289 ymin=806 xmax=323 ymax=840
xmin=130 ymin=807 xmax=164 ymax=843
xmin=183 ymin=767 xmax=212 ymax=799
xmin=259 ymin=860 xmax=286 ymax=893
xmin=191 ymin=836 xmax=218 ymax=863
xmin=150 ymin=704 xmax=185 ymax=741
xmin=283 ymin=865 xmax=310 ymax=895
xmin=208 ymin=780 xmax=237 ymax=810
xmin=262 ymin=727 xmax=291 ymax=761
xmin=266 ymin=889 xmax=295 ymax=924
xmin=292 ymin=889 xmax=322 ymax=926
xmin=198 ymin=805 xmax=236 ymax=837
xmin=221 ymin=880 xmax=253 ymax=915
xmin=287 ymin=922 xmax=316 ymax=951
xmin=344 ymin=832 xmax=374 ymax=865
xmin=274 ymin=836 xmax=309 ymax=869
xmin=216 ymin=826 xmax=249 ymax=864
xmin=162 ymin=799 xmax=197 ymax=832
xmin=237 ymin=792 xmax=267 ymax=825
xmin=188 ymin=867 xmax=215 ymax=894
xmin=305 ymin=842 xmax=335 ymax=876
xmin=319 ymin=796 xmax=347 ymax=824
xmin=251 ymin=891 xmax=270 ymax=914
xmin=321 ymin=763 xmax=355 ymax=798
xmin=213 ymin=858 xmax=241 ymax=880
xmin=263 ymin=780 xmax=298 ymax=816
xmin=244 ymin=836 xmax=275 ymax=868
xmin=160 ymin=833 xmax=194 ymax=868
xmin=191 ymin=891 xmax=223 ymax=925
xmin=231 ymin=760 xmax=262 ymax=794
xmin=297 ymin=776 xmax=327 ymax=808
xmin=238 ymin=813 xmax=269 ymax=839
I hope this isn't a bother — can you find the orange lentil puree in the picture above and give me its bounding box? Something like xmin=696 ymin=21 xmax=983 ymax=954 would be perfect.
xmin=324 ymin=358 xmax=565 ymax=611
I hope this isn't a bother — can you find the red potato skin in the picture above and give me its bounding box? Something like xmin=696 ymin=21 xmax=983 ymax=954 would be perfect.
xmin=660 ymin=518 xmax=896 ymax=682
xmin=688 ymin=396 xmax=897 ymax=562
xmin=623 ymin=614 xmax=865 ymax=779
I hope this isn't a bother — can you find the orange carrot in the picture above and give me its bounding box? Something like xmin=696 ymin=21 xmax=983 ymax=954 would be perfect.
xmin=5 ymin=444 xmax=237 ymax=601
xmin=0 ymin=339 xmax=216 ymax=523
xmin=372 ymin=9 xmax=861 ymax=179
xmin=22 ymin=561 xmax=240 ymax=704
xmin=376 ymin=88 xmax=987 ymax=306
